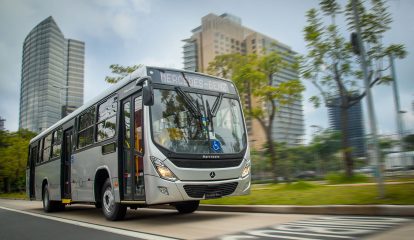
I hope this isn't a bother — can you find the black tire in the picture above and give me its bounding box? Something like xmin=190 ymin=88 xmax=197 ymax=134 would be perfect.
xmin=56 ymin=203 xmax=66 ymax=211
xmin=42 ymin=184 xmax=65 ymax=212
xmin=174 ymin=200 xmax=199 ymax=214
xmin=101 ymin=179 xmax=126 ymax=221
xmin=95 ymin=201 xmax=102 ymax=209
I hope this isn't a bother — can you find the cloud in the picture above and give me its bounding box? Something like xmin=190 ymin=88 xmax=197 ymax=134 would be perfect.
xmin=0 ymin=0 xmax=413 ymax=137
xmin=130 ymin=0 xmax=152 ymax=14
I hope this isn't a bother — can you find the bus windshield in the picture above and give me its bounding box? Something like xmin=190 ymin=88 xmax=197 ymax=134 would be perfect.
xmin=150 ymin=88 xmax=246 ymax=154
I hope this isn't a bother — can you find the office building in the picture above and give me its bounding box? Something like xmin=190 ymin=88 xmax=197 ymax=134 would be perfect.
xmin=183 ymin=13 xmax=304 ymax=148
xmin=19 ymin=16 xmax=84 ymax=133
xmin=328 ymin=96 xmax=365 ymax=157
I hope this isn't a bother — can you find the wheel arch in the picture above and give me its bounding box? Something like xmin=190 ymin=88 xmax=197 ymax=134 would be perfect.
xmin=41 ymin=178 xmax=49 ymax=199
xmin=94 ymin=166 xmax=111 ymax=204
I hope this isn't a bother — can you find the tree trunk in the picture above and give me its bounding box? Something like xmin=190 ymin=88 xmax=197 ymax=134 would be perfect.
xmin=341 ymin=105 xmax=354 ymax=177
xmin=267 ymin=130 xmax=278 ymax=180
xmin=3 ymin=178 xmax=10 ymax=193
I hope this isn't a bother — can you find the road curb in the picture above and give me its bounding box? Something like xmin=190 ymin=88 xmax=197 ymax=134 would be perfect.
xmin=198 ymin=204 xmax=414 ymax=216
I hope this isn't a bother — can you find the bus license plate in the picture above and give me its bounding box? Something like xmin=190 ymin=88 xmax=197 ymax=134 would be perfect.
xmin=205 ymin=191 xmax=222 ymax=199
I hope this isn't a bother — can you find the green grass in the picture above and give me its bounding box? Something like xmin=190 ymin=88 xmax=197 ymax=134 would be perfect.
xmin=202 ymin=182 xmax=414 ymax=205
xmin=282 ymin=181 xmax=316 ymax=190
xmin=325 ymin=172 xmax=371 ymax=184
xmin=0 ymin=192 xmax=26 ymax=199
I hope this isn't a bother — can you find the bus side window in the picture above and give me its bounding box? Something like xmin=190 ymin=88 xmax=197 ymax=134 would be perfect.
xmin=29 ymin=144 xmax=39 ymax=167
xmin=38 ymin=139 xmax=43 ymax=164
xmin=42 ymin=133 xmax=52 ymax=162
xmin=52 ymin=128 xmax=62 ymax=158
xmin=77 ymin=107 xmax=96 ymax=149
xmin=97 ymin=96 xmax=117 ymax=142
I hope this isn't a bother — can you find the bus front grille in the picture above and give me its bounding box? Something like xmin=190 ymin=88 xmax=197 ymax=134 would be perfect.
xmin=170 ymin=158 xmax=243 ymax=168
xmin=183 ymin=182 xmax=238 ymax=198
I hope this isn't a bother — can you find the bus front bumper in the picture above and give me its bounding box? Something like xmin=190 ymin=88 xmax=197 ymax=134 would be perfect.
xmin=144 ymin=174 xmax=251 ymax=205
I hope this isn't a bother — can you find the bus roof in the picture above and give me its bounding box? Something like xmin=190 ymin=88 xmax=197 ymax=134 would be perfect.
xmin=30 ymin=65 xmax=235 ymax=144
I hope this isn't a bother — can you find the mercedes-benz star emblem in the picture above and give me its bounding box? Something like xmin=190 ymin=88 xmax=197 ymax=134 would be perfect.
xmin=210 ymin=172 xmax=216 ymax=178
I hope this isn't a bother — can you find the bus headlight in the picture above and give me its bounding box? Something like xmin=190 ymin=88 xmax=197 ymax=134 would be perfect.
xmin=241 ymin=160 xmax=251 ymax=178
xmin=150 ymin=156 xmax=178 ymax=182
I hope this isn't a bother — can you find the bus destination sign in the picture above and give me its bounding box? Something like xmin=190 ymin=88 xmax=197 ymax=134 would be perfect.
xmin=150 ymin=69 xmax=236 ymax=94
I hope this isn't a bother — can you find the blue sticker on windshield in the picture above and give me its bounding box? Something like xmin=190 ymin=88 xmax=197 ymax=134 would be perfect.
xmin=211 ymin=140 xmax=221 ymax=152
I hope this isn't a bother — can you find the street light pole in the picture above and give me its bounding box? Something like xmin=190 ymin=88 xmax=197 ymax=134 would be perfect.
xmin=390 ymin=55 xmax=404 ymax=147
xmin=351 ymin=0 xmax=384 ymax=198
xmin=390 ymin=55 xmax=408 ymax=171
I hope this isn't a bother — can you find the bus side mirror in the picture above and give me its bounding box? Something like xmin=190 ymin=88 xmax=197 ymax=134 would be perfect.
xmin=136 ymin=76 xmax=154 ymax=106
xmin=143 ymin=84 xmax=154 ymax=106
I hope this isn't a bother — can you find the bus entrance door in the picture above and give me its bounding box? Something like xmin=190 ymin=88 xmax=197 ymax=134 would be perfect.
xmin=62 ymin=128 xmax=73 ymax=202
xmin=121 ymin=93 xmax=145 ymax=201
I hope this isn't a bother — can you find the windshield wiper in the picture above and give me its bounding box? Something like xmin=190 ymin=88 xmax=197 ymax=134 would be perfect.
xmin=206 ymin=93 xmax=224 ymax=134
xmin=206 ymin=100 xmax=214 ymax=133
xmin=210 ymin=93 xmax=223 ymax=117
xmin=175 ymin=86 xmax=202 ymax=118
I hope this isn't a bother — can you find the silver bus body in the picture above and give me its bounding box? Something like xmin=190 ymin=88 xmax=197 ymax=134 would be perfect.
xmin=26 ymin=66 xmax=251 ymax=217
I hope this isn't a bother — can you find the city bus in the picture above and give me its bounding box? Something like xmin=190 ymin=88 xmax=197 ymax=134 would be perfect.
xmin=26 ymin=66 xmax=251 ymax=220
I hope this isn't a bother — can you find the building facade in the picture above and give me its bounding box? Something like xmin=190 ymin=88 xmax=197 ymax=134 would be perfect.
xmin=328 ymin=96 xmax=366 ymax=157
xmin=183 ymin=13 xmax=304 ymax=148
xmin=19 ymin=16 xmax=84 ymax=133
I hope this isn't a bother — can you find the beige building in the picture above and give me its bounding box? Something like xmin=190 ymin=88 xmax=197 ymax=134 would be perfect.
xmin=183 ymin=13 xmax=304 ymax=149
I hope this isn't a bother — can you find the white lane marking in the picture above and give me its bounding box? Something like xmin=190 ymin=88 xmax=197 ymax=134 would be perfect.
xmin=300 ymin=219 xmax=410 ymax=224
xmin=274 ymin=224 xmax=373 ymax=235
xmin=293 ymin=220 xmax=401 ymax=226
xmin=247 ymin=229 xmax=353 ymax=239
xmin=0 ymin=206 xmax=177 ymax=240
xmin=283 ymin=222 xmax=386 ymax=230
xmin=220 ymin=235 xmax=259 ymax=240
xmin=312 ymin=216 xmax=410 ymax=222
xmin=219 ymin=216 xmax=413 ymax=240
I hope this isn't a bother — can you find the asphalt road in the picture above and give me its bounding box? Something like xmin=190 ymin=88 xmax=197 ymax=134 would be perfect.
xmin=0 ymin=199 xmax=413 ymax=240
xmin=0 ymin=208 xmax=142 ymax=240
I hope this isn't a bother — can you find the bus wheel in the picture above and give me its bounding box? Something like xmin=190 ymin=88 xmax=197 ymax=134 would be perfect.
xmin=101 ymin=179 xmax=126 ymax=221
xmin=43 ymin=184 xmax=64 ymax=212
xmin=174 ymin=200 xmax=199 ymax=214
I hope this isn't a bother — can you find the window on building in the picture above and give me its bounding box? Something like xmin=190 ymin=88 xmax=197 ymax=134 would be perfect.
xmin=78 ymin=107 xmax=96 ymax=148
xmin=97 ymin=96 xmax=117 ymax=142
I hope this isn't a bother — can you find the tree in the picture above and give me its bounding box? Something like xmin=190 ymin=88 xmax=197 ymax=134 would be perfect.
xmin=208 ymin=52 xmax=305 ymax=180
xmin=310 ymin=129 xmax=342 ymax=174
xmin=0 ymin=130 xmax=36 ymax=192
xmin=403 ymin=134 xmax=414 ymax=151
xmin=301 ymin=0 xmax=406 ymax=177
xmin=105 ymin=64 xmax=142 ymax=84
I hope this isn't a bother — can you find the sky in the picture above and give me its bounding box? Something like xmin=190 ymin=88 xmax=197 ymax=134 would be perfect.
xmin=0 ymin=0 xmax=413 ymax=143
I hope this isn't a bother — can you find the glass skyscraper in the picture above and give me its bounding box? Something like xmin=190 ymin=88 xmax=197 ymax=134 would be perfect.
xmin=19 ymin=16 xmax=84 ymax=133
xmin=328 ymin=96 xmax=366 ymax=157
